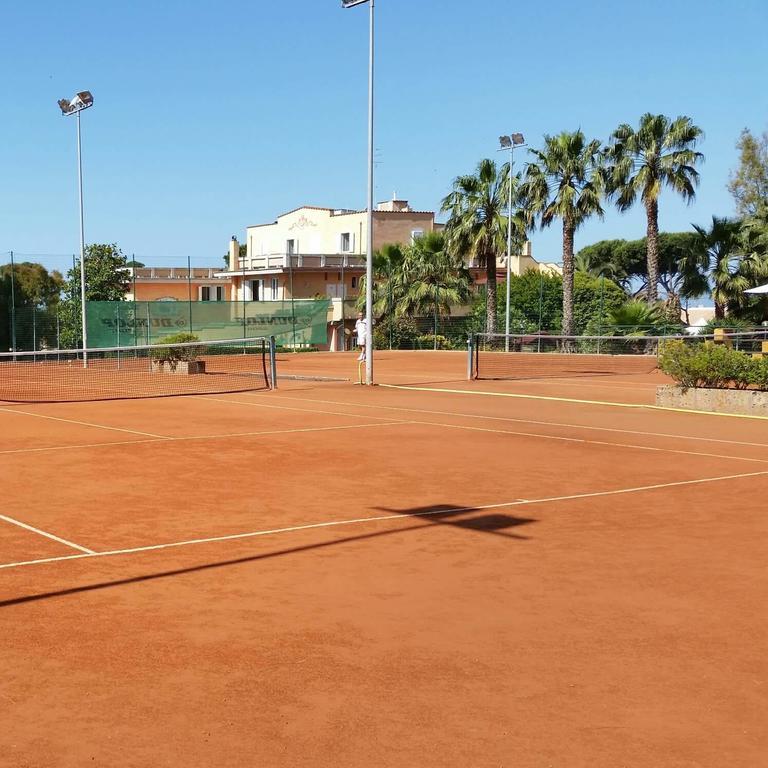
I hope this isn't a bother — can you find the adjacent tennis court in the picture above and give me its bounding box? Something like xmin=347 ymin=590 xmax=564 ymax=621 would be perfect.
xmin=2 ymin=349 xmax=767 ymax=767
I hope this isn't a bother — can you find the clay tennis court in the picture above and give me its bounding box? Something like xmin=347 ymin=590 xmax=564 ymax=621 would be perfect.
xmin=2 ymin=351 xmax=767 ymax=767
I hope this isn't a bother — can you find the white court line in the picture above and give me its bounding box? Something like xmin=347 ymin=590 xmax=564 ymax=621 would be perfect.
xmin=413 ymin=420 xmax=768 ymax=465
xmin=245 ymin=393 xmax=768 ymax=450
xmin=0 ymin=420 xmax=412 ymax=457
xmin=0 ymin=514 xmax=94 ymax=554
xmin=0 ymin=406 xmax=171 ymax=439
xmin=1 ymin=469 xmax=766 ymax=571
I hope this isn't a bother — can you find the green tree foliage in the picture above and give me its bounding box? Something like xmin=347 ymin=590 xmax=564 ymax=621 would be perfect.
xmin=441 ymin=159 xmax=525 ymax=334
xmin=681 ymin=216 xmax=768 ymax=320
xmin=576 ymin=232 xmax=707 ymax=320
xmin=478 ymin=270 xmax=626 ymax=335
xmin=360 ymin=235 xmax=471 ymax=325
xmin=521 ymin=130 xmax=605 ymax=335
xmin=0 ymin=262 xmax=64 ymax=308
xmin=606 ymin=114 xmax=704 ymax=303
xmin=603 ymin=300 xmax=673 ymax=336
xmin=728 ymin=128 xmax=768 ymax=218
xmin=398 ymin=231 xmax=471 ymax=318
xmin=0 ymin=262 xmax=64 ymax=351
xmin=357 ymin=242 xmax=406 ymax=318
xmin=60 ymin=244 xmax=130 ymax=347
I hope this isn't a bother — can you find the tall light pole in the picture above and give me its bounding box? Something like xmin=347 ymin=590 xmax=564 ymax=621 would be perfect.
xmin=499 ymin=133 xmax=525 ymax=351
xmin=58 ymin=90 xmax=94 ymax=363
xmin=342 ymin=0 xmax=374 ymax=385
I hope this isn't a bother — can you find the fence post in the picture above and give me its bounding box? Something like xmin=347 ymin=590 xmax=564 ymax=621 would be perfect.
xmin=187 ymin=256 xmax=194 ymax=336
xmin=116 ymin=303 xmax=121 ymax=368
xmin=537 ymin=272 xmax=544 ymax=352
xmin=597 ymin=276 xmax=605 ymax=354
xmin=434 ymin=286 xmax=438 ymax=351
xmin=289 ymin=257 xmax=297 ymax=350
xmin=241 ymin=266 xmax=247 ymax=341
xmin=9 ymin=250 xmax=17 ymax=354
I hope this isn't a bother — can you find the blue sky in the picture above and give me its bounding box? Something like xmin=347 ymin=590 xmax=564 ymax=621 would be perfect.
xmin=1 ymin=0 xmax=766 ymax=270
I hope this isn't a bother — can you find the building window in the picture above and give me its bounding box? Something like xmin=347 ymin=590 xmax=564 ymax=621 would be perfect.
xmin=200 ymin=285 xmax=224 ymax=301
xmin=351 ymin=276 xmax=358 ymax=289
xmin=271 ymin=278 xmax=278 ymax=299
xmin=339 ymin=232 xmax=355 ymax=252
xmin=411 ymin=229 xmax=424 ymax=243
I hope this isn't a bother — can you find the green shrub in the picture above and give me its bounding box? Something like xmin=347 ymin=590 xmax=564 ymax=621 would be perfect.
xmin=415 ymin=334 xmax=453 ymax=350
xmin=150 ymin=333 xmax=203 ymax=364
xmin=749 ymin=356 xmax=768 ymax=390
xmin=373 ymin=316 xmax=419 ymax=349
xmin=659 ymin=340 xmax=765 ymax=390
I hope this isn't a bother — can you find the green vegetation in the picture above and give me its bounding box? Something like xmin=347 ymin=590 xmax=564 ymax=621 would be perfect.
xmin=59 ymin=244 xmax=131 ymax=348
xmin=150 ymin=333 xmax=203 ymax=365
xmin=441 ymin=159 xmax=525 ymax=334
xmin=660 ymin=340 xmax=768 ymax=391
xmin=728 ymin=128 xmax=768 ymax=218
xmin=0 ymin=261 xmax=64 ymax=351
xmin=605 ymin=114 xmax=704 ymax=303
xmin=520 ymin=130 xmax=605 ymax=335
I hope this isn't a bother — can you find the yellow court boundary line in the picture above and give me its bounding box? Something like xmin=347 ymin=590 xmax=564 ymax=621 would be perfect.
xmin=379 ymin=384 xmax=768 ymax=422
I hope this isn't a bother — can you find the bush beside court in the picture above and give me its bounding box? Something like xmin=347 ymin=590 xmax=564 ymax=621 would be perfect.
xmin=659 ymin=339 xmax=768 ymax=390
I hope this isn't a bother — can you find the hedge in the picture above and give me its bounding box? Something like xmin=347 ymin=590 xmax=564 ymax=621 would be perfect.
xmin=659 ymin=340 xmax=768 ymax=391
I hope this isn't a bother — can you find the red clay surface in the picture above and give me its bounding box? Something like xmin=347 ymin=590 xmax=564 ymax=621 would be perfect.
xmin=1 ymin=351 xmax=767 ymax=767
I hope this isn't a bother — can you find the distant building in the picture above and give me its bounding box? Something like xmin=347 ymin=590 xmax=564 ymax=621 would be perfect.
xmin=126 ymin=266 xmax=233 ymax=302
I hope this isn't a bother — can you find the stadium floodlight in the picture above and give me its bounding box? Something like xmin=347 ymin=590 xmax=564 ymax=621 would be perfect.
xmin=58 ymin=90 xmax=94 ymax=365
xmin=498 ymin=132 xmax=526 ymax=351
xmin=58 ymin=91 xmax=94 ymax=115
xmin=341 ymin=0 xmax=375 ymax=385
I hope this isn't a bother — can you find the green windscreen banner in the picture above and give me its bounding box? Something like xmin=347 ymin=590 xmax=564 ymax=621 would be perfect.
xmin=87 ymin=300 xmax=332 ymax=348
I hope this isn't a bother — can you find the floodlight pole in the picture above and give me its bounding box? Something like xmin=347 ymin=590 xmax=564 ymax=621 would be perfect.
xmin=76 ymin=108 xmax=88 ymax=364
xmin=499 ymin=134 xmax=525 ymax=352
xmin=342 ymin=0 xmax=375 ymax=385
xmin=60 ymin=92 xmax=93 ymax=366
xmin=505 ymin=143 xmax=514 ymax=352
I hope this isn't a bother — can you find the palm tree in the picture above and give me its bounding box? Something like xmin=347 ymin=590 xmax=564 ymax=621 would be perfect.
xmin=398 ymin=231 xmax=471 ymax=318
xmin=606 ymin=299 xmax=670 ymax=335
xmin=686 ymin=216 xmax=768 ymax=318
xmin=606 ymin=113 xmax=704 ymax=303
xmin=521 ymin=130 xmax=605 ymax=336
xmin=357 ymin=243 xmax=406 ymax=318
xmin=441 ymin=159 xmax=523 ymax=334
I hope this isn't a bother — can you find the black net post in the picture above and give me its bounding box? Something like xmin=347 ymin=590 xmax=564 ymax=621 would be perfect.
xmin=269 ymin=335 xmax=277 ymax=388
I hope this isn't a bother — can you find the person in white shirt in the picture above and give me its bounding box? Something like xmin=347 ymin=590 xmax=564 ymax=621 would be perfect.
xmin=354 ymin=311 xmax=367 ymax=361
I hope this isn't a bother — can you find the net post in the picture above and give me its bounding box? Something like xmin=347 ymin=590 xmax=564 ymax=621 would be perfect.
xmin=467 ymin=334 xmax=474 ymax=380
xmin=269 ymin=335 xmax=277 ymax=389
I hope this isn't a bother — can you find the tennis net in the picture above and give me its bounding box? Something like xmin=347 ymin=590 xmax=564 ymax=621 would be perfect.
xmin=471 ymin=333 xmax=688 ymax=380
xmin=0 ymin=336 xmax=276 ymax=403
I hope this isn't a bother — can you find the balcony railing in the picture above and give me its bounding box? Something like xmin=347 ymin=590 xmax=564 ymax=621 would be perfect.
xmin=238 ymin=253 xmax=367 ymax=271
xmin=129 ymin=267 xmax=226 ymax=280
